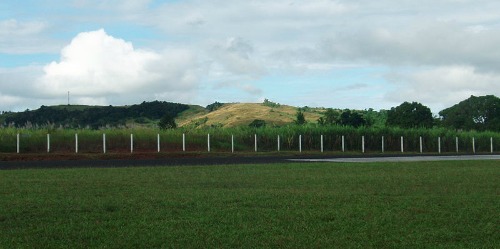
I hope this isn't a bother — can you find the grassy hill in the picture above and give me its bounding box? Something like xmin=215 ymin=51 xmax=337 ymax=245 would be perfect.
xmin=1 ymin=101 xmax=326 ymax=129
xmin=178 ymin=103 xmax=323 ymax=128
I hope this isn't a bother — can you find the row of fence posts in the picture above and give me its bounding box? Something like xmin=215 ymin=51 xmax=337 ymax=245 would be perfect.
xmin=13 ymin=133 xmax=495 ymax=154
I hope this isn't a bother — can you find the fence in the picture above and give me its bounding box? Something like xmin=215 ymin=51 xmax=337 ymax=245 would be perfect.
xmin=3 ymin=131 xmax=497 ymax=154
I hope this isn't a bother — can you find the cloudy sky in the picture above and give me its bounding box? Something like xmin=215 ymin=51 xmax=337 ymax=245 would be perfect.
xmin=1 ymin=0 xmax=499 ymax=113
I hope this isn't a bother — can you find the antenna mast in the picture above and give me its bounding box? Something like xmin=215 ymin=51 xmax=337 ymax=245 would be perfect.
xmin=68 ymin=91 xmax=70 ymax=106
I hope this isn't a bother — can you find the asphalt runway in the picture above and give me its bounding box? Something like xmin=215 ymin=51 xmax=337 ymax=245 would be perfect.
xmin=289 ymin=155 xmax=500 ymax=163
xmin=0 ymin=154 xmax=498 ymax=170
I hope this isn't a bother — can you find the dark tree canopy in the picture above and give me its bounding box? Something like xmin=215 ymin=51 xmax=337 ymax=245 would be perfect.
xmin=339 ymin=110 xmax=366 ymax=128
xmin=158 ymin=114 xmax=177 ymax=130
xmin=324 ymin=108 xmax=339 ymax=125
xmin=206 ymin=101 xmax=224 ymax=112
xmin=439 ymin=95 xmax=500 ymax=131
xmin=3 ymin=101 xmax=189 ymax=129
xmin=386 ymin=102 xmax=434 ymax=128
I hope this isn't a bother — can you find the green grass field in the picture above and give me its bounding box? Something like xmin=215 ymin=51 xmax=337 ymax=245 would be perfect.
xmin=1 ymin=161 xmax=498 ymax=248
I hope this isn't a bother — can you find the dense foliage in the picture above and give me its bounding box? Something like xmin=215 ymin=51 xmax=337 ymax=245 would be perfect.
xmin=158 ymin=114 xmax=177 ymax=130
xmin=439 ymin=95 xmax=500 ymax=132
xmin=2 ymin=101 xmax=189 ymax=129
xmin=386 ymin=102 xmax=434 ymax=128
xmin=206 ymin=101 xmax=225 ymax=112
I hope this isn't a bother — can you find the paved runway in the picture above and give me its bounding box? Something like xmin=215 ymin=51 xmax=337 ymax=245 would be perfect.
xmin=289 ymin=155 xmax=500 ymax=163
xmin=1 ymin=154 xmax=498 ymax=170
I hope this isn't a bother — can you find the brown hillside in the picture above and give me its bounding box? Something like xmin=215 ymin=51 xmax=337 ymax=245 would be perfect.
xmin=178 ymin=103 xmax=323 ymax=128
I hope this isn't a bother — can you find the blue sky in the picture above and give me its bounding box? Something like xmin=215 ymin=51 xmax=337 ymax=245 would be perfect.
xmin=1 ymin=0 xmax=499 ymax=112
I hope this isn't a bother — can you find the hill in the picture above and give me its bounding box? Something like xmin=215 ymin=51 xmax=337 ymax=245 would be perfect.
xmin=178 ymin=103 xmax=323 ymax=128
xmin=1 ymin=101 xmax=189 ymax=129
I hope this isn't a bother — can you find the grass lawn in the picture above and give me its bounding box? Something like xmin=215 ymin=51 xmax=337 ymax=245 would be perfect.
xmin=0 ymin=160 xmax=498 ymax=248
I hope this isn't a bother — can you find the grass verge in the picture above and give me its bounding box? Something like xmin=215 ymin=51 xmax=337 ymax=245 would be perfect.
xmin=0 ymin=161 xmax=498 ymax=248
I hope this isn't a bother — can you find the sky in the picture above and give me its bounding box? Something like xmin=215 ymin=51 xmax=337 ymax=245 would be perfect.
xmin=1 ymin=0 xmax=499 ymax=113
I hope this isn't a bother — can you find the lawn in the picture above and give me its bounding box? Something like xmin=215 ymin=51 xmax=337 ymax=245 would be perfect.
xmin=0 ymin=161 xmax=498 ymax=248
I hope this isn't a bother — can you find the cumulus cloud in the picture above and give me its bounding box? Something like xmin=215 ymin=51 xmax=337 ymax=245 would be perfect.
xmin=37 ymin=29 xmax=201 ymax=105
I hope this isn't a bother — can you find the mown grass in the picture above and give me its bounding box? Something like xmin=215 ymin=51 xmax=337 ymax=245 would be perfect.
xmin=1 ymin=160 xmax=498 ymax=248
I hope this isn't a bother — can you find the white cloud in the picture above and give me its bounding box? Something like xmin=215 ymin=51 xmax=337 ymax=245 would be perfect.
xmin=0 ymin=19 xmax=58 ymax=54
xmin=320 ymin=22 xmax=500 ymax=72
xmin=0 ymin=19 xmax=46 ymax=36
xmin=72 ymin=0 xmax=152 ymax=12
xmin=209 ymin=37 xmax=264 ymax=77
xmin=385 ymin=66 xmax=500 ymax=111
xmin=214 ymin=81 xmax=263 ymax=96
xmin=37 ymin=29 xmax=201 ymax=105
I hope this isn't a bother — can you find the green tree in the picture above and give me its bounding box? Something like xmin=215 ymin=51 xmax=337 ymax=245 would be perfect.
xmin=339 ymin=110 xmax=366 ymax=128
xmin=386 ymin=102 xmax=434 ymax=128
xmin=324 ymin=108 xmax=338 ymax=125
xmin=158 ymin=114 xmax=177 ymax=129
xmin=439 ymin=95 xmax=500 ymax=131
xmin=206 ymin=101 xmax=224 ymax=112
xmin=295 ymin=110 xmax=306 ymax=125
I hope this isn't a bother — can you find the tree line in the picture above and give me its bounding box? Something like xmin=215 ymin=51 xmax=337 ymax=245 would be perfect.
xmin=1 ymin=95 xmax=498 ymax=132
xmin=299 ymin=95 xmax=498 ymax=132
xmin=1 ymin=101 xmax=189 ymax=129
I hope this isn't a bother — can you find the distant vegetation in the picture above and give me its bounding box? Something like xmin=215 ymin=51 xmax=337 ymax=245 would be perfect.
xmin=262 ymin=98 xmax=281 ymax=108
xmin=0 ymin=96 xmax=498 ymax=154
xmin=1 ymin=101 xmax=188 ymax=129
xmin=0 ymin=95 xmax=498 ymax=132
xmin=206 ymin=101 xmax=225 ymax=112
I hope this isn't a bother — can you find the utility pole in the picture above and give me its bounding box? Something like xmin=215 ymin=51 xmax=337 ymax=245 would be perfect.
xmin=67 ymin=91 xmax=70 ymax=106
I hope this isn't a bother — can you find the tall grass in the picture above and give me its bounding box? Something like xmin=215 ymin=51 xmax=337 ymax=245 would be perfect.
xmin=0 ymin=125 xmax=498 ymax=154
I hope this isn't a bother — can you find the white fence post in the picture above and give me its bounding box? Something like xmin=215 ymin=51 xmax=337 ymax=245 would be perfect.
xmin=438 ymin=137 xmax=441 ymax=154
xmin=75 ymin=133 xmax=78 ymax=154
xmin=472 ymin=137 xmax=475 ymax=154
xmin=277 ymin=135 xmax=280 ymax=152
xmin=381 ymin=136 xmax=384 ymax=153
xmin=419 ymin=136 xmax=422 ymax=153
xmin=103 ymin=133 xmax=106 ymax=154
xmin=362 ymin=136 xmax=365 ymax=153
xmin=182 ymin=133 xmax=186 ymax=152
xmin=130 ymin=134 xmax=133 ymax=153
xmin=342 ymin=135 xmax=345 ymax=152
xmin=456 ymin=137 xmax=459 ymax=153
xmin=157 ymin=134 xmax=160 ymax=153
xmin=321 ymin=135 xmax=324 ymax=153
xmin=401 ymin=136 xmax=404 ymax=153
xmin=17 ymin=133 xmax=20 ymax=154
xmin=47 ymin=134 xmax=50 ymax=153
xmin=255 ymin=134 xmax=257 ymax=152
xmin=231 ymin=135 xmax=234 ymax=153
xmin=491 ymin=137 xmax=493 ymax=154
xmin=207 ymin=134 xmax=210 ymax=152
xmin=299 ymin=135 xmax=302 ymax=153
